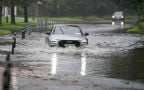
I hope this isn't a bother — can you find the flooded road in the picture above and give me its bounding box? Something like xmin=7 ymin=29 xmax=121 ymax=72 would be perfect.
xmin=6 ymin=24 xmax=144 ymax=90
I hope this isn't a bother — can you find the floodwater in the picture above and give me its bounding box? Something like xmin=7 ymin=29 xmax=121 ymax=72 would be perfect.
xmin=1 ymin=24 xmax=144 ymax=90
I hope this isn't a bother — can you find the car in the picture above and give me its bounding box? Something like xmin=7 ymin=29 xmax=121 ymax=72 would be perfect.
xmin=45 ymin=25 xmax=89 ymax=47
xmin=112 ymin=11 xmax=125 ymax=25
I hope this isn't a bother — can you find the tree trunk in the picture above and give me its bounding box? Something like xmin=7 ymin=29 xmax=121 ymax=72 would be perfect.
xmin=6 ymin=16 xmax=8 ymax=23
xmin=0 ymin=5 xmax=2 ymax=25
xmin=11 ymin=5 xmax=15 ymax=24
xmin=24 ymin=5 xmax=28 ymax=23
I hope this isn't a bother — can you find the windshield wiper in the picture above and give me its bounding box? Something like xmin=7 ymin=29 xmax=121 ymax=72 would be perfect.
xmin=60 ymin=27 xmax=64 ymax=34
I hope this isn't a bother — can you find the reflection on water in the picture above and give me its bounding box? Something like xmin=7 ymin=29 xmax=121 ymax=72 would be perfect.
xmin=112 ymin=23 xmax=124 ymax=30
xmin=80 ymin=53 xmax=87 ymax=76
xmin=50 ymin=47 xmax=144 ymax=82
xmin=51 ymin=53 xmax=87 ymax=76
xmin=106 ymin=48 xmax=144 ymax=82
xmin=51 ymin=53 xmax=57 ymax=75
xmin=120 ymin=24 xmax=124 ymax=29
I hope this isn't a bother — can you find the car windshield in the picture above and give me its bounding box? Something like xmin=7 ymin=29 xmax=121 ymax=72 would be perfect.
xmin=53 ymin=26 xmax=82 ymax=35
xmin=114 ymin=11 xmax=123 ymax=16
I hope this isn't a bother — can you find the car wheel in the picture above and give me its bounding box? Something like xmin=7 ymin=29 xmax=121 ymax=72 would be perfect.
xmin=86 ymin=39 xmax=89 ymax=44
xmin=48 ymin=39 xmax=51 ymax=46
xmin=75 ymin=41 xmax=80 ymax=47
xmin=50 ymin=45 xmax=54 ymax=47
xmin=59 ymin=41 xmax=65 ymax=47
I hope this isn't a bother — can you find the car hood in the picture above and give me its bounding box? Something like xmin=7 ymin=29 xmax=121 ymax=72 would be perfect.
xmin=114 ymin=15 xmax=123 ymax=18
xmin=50 ymin=34 xmax=86 ymax=41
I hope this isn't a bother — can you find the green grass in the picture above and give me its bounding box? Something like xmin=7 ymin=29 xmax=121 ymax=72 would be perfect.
xmin=128 ymin=22 xmax=144 ymax=32
xmin=125 ymin=15 xmax=138 ymax=19
xmin=0 ymin=16 xmax=36 ymax=35
xmin=0 ymin=30 xmax=11 ymax=35
xmin=85 ymin=16 xmax=112 ymax=20
xmin=56 ymin=17 xmax=83 ymax=22
xmin=1 ymin=23 xmax=24 ymax=29
xmin=0 ymin=16 xmax=141 ymax=35
xmin=37 ymin=16 xmax=83 ymax=22
xmin=37 ymin=16 xmax=112 ymax=22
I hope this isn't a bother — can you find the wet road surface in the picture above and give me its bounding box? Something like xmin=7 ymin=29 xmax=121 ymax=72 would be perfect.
xmin=1 ymin=24 xmax=144 ymax=90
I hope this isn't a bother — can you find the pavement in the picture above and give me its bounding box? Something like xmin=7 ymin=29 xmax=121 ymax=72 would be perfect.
xmin=0 ymin=35 xmax=12 ymax=90
xmin=0 ymin=67 xmax=4 ymax=90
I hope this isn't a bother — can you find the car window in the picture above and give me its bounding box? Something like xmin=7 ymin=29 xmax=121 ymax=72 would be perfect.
xmin=53 ymin=26 xmax=82 ymax=35
xmin=54 ymin=27 xmax=64 ymax=34
xmin=114 ymin=12 xmax=123 ymax=16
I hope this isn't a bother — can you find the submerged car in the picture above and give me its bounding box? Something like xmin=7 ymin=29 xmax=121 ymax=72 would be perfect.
xmin=46 ymin=25 xmax=89 ymax=47
xmin=112 ymin=11 xmax=125 ymax=25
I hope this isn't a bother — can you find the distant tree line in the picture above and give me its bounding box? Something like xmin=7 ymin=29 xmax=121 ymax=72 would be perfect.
xmin=42 ymin=0 xmax=116 ymax=17
xmin=43 ymin=0 xmax=144 ymax=17
xmin=113 ymin=0 xmax=144 ymax=21
xmin=34 ymin=0 xmax=144 ymax=20
xmin=0 ymin=0 xmax=35 ymax=25
xmin=0 ymin=0 xmax=144 ymax=25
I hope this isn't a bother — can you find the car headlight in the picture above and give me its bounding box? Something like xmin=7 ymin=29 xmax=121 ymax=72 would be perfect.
xmin=112 ymin=16 xmax=115 ymax=18
xmin=51 ymin=39 xmax=58 ymax=42
xmin=121 ymin=16 xmax=124 ymax=18
xmin=81 ymin=39 xmax=87 ymax=43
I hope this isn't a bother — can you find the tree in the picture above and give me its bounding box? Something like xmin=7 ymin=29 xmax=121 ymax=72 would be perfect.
xmin=0 ymin=0 xmax=9 ymax=25
xmin=5 ymin=0 xmax=19 ymax=24
xmin=11 ymin=1 xmax=15 ymax=24
xmin=0 ymin=5 xmax=2 ymax=25
xmin=19 ymin=0 xmax=36 ymax=23
xmin=0 ymin=0 xmax=2 ymax=25
xmin=113 ymin=0 xmax=144 ymax=21
xmin=141 ymin=0 xmax=144 ymax=20
xmin=20 ymin=0 xmax=29 ymax=23
xmin=23 ymin=5 xmax=28 ymax=23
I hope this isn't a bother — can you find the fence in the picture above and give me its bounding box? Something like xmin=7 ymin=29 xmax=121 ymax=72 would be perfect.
xmin=11 ymin=23 xmax=33 ymax=55
xmin=36 ymin=18 xmax=110 ymax=29
xmin=22 ymin=23 xmax=33 ymax=38
xmin=24 ymin=24 xmax=33 ymax=35
xmin=1 ymin=23 xmax=33 ymax=90
xmin=37 ymin=19 xmax=55 ymax=29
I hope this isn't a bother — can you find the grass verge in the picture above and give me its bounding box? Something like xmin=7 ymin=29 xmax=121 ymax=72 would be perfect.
xmin=0 ymin=17 xmax=36 ymax=35
xmin=128 ymin=22 xmax=144 ymax=33
xmin=0 ymin=30 xmax=11 ymax=35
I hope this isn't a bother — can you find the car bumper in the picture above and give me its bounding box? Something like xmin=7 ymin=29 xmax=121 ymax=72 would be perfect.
xmin=49 ymin=40 xmax=88 ymax=47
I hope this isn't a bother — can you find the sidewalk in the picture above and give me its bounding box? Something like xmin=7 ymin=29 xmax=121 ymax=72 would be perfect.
xmin=0 ymin=67 xmax=4 ymax=90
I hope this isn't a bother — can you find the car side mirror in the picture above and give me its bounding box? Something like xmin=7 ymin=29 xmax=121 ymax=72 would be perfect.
xmin=84 ymin=33 xmax=89 ymax=36
xmin=45 ymin=31 xmax=51 ymax=35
